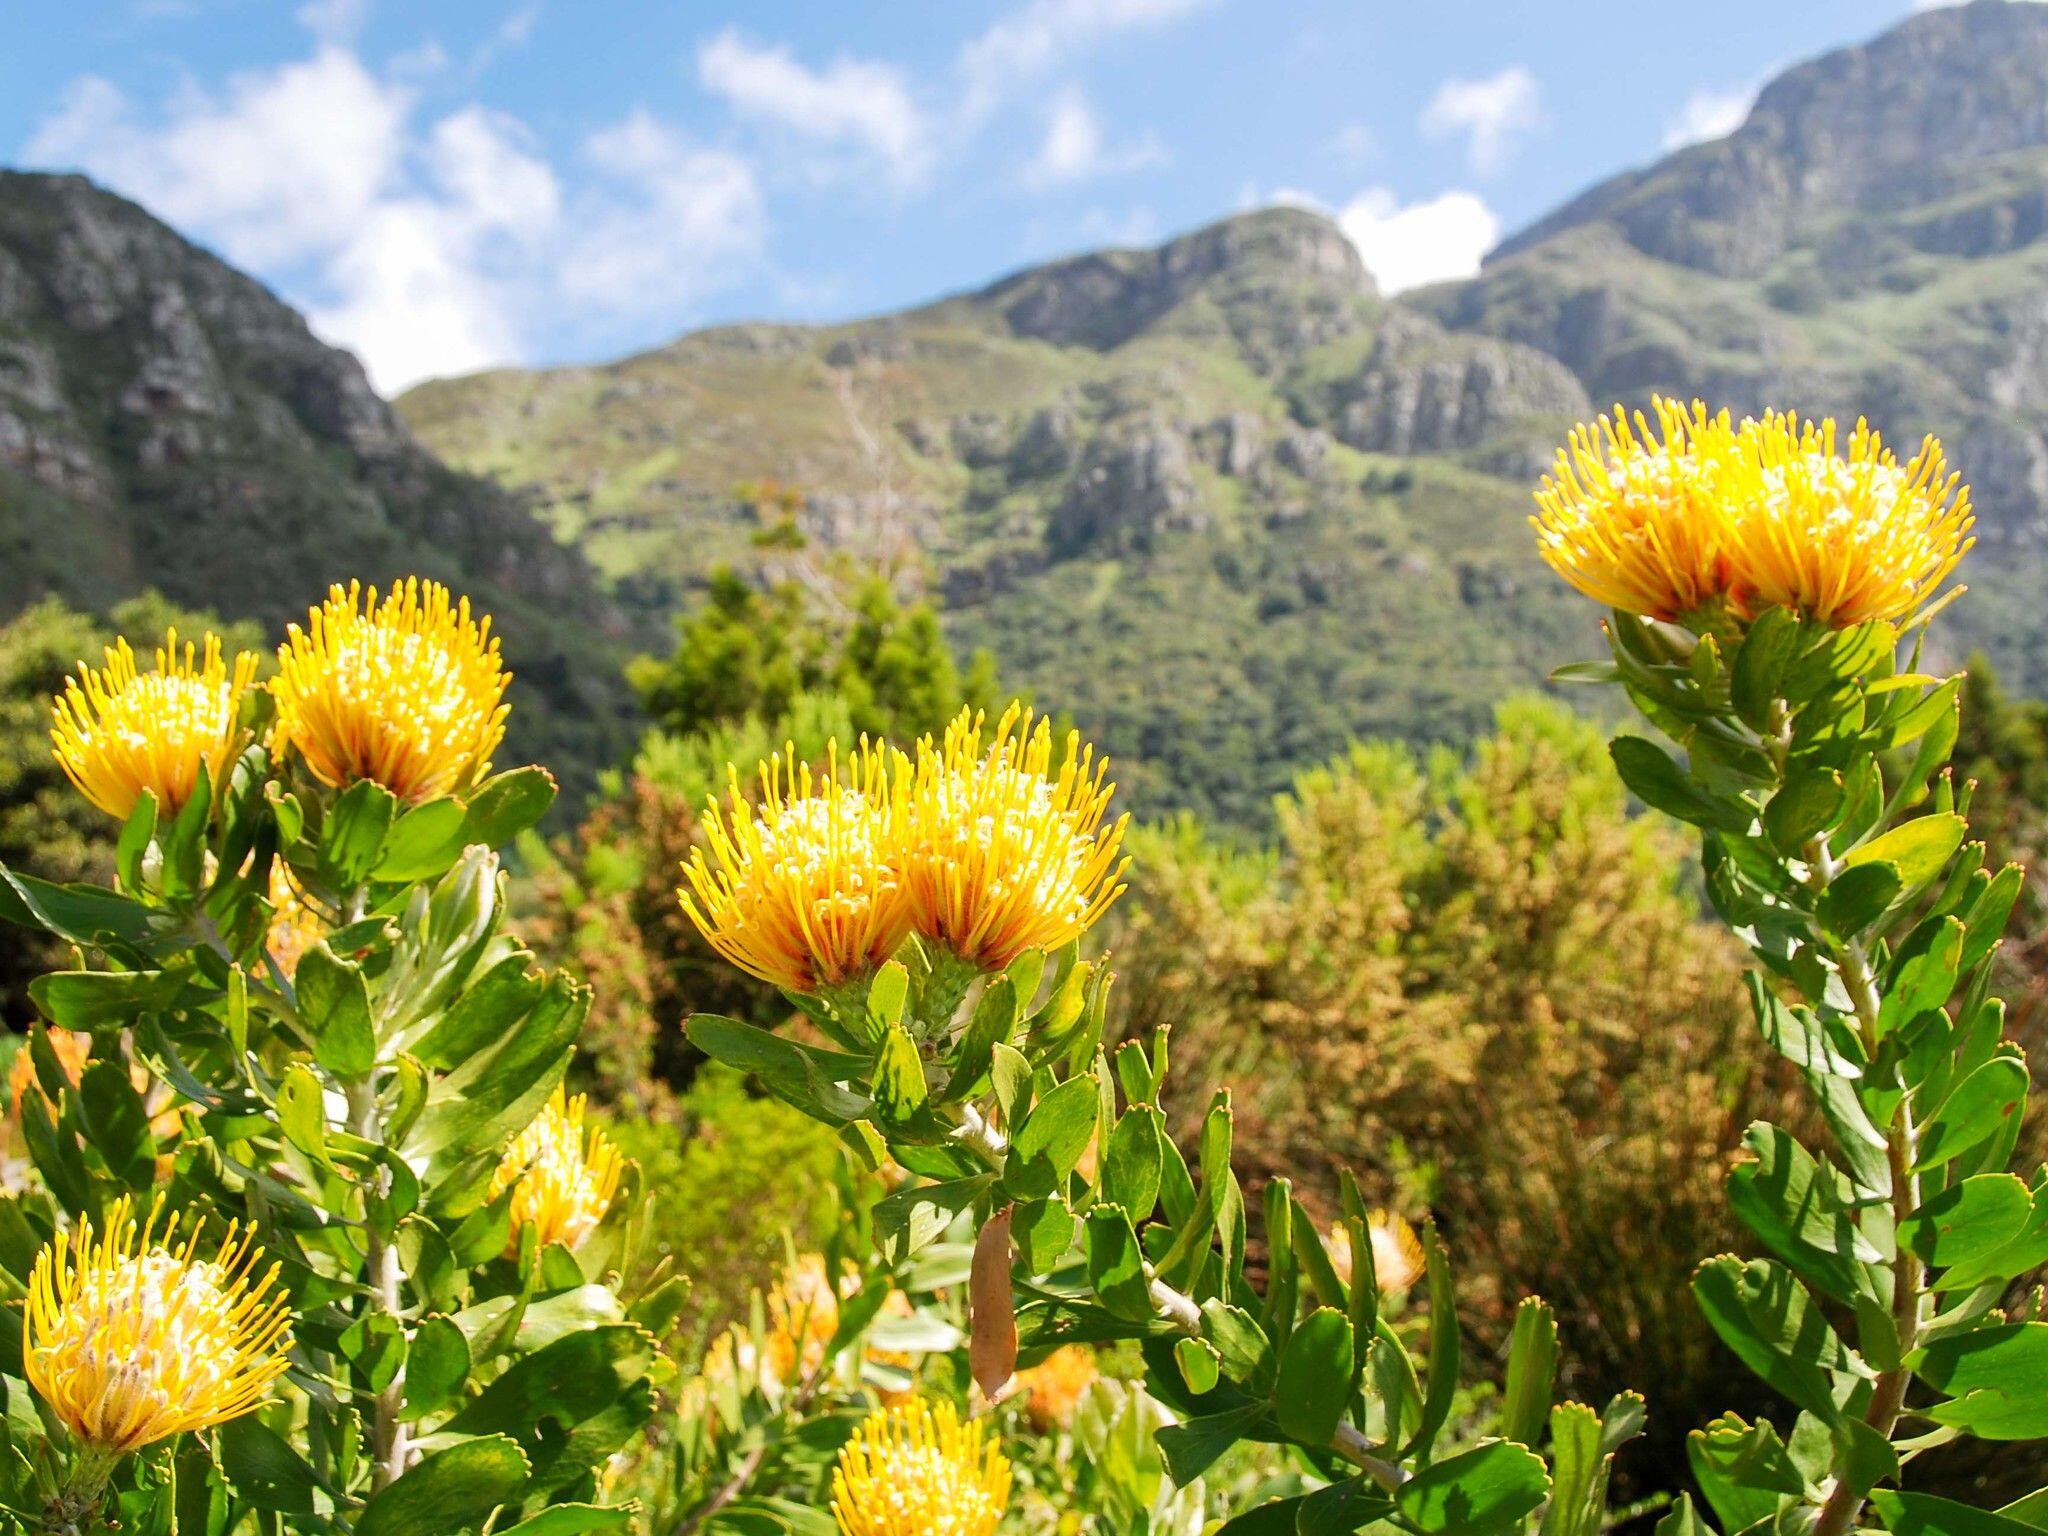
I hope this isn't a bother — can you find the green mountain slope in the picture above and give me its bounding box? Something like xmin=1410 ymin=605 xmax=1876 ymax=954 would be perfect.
xmin=402 ymin=3 xmax=2048 ymax=826
xmin=402 ymin=210 xmax=1593 ymax=826
xmin=0 ymin=171 xmax=638 ymax=804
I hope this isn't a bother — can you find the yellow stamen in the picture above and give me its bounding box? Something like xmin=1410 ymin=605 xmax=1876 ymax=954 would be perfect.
xmin=488 ymin=1086 xmax=623 ymax=1251
xmin=50 ymin=630 xmax=256 ymax=820
xmin=270 ymin=578 xmax=509 ymax=805
xmin=25 ymin=1196 xmax=293 ymax=1456
xmin=830 ymin=1398 xmax=1011 ymax=1536
xmin=893 ymin=704 xmax=1129 ymax=972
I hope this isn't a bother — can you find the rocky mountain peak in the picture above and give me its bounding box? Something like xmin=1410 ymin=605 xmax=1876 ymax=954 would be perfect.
xmin=1494 ymin=0 xmax=2048 ymax=277
xmin=953 ymin=205 xmax=1375 ymax=369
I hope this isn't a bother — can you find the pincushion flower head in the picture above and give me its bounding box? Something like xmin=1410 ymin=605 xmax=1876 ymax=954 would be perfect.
xmin=830 ymin=1398 xmax=1011 ymax=1536
xmin=26 ymin=1196 xmax=293 ymax=1460
xmin=1328 ymin=1211 xmax=1426 ymax=1296
xmin=489 ymin=1086 xmax=623 ymax=1251
xmin=1013 ymin=1343 xmax=1098 ymax=1430
xmin=1532 ymin=398 xmax=1741 ymax=624
xmin=265 ymin=860 xmax=326 ymax=981
xmin=893 ymin=704 xmax=1129 ymax=972
xmin=679 ymin=740 xmax=910 ymax=994
xmin=51 ymin=629 xmax=257 ymax=821
xmin=1722 ymin=410 xmax=1973 ymax=627
xmin=270 ymin=578 xmax=509 ymax=805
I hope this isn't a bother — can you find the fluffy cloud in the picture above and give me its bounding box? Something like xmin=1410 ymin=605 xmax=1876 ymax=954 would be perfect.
xmin=1420 ymin=65 xmax=1541 ymax=174
xmin=1022 ymin=88 xmax=1165 ymax=189
xmin=697 ymin=28 xmax=930 ymax=186
xmin=1662 ymin=84 xmax=1755 ymax=149
xmin=1336 ymin=188 xmax=1499 ymax=295
xmin=960 ymin=0 xmax=1213 ymax=119
xmin=25 ymin=41 xmax=761 ymax=393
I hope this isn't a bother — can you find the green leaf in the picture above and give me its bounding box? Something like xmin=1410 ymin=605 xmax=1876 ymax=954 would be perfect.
xmin=873 ymin=1175 xmax=992 ymax=1264
xmin=1396 ymin=1441 xmax=1551 ymax=1536
xmin=1201 ymin=1301 xmax=1273 ymax=1389
xmin=1538 ymin=1403 xmax=1602 ymax=1536
xmin=296 ymin=943 xmax=376 ymax=1077
xmin=1764 ymin=768 xmax=1844 ymax=855
xmin=1844 ymin=814 xmax=1966 ymax=889
xmin=1011 ymin=1197 xmax=1076 ymax=1273
xmin=1005 ymin=1076 xmax=1098 ymax=1201
xmin=1912 ymin=1323 xmax=2048 ymax=1439
xmin=1084 ymin=1206 xmax=1153 ymax=1321
xmin=1899 ymin=1175 xmax=2033 ymax=1270
xmin=441 ymin=1326 xmax=654 ymax=1493
xmin=29 ymin=969 xmax=182 ymax=1032
xmin=491 ymin=1506 xmax=637 ymax=1536
xmin=77 ymin=1059 xmax=153 ymax=1189
xmin=1653 ymin=1493 xmax=1710 ymax=1536
xmin=1748 ymin=975 xmax=1861 ymax=1078
xmin=1687 ymin=1414 xmax=1806 ymax=1534
xmin=356 ymin=1435 xmax=530 ymax=1536
xmin=1915 ymin=1058 xmax=2029 ymax=1173
xmin=404 ymin=1315 xmax=473 ymax=1417
xmin=320 ymin=779 xmax=398 ymax=886
xmin=115 ymin=790 xmax=158 ymax=893
xmin=1873 ymin=1492 xmax=2048 ymax=1536
xmin=1732 ymin=607 xmax=1802 ymax=729
xmin=1499 ymin=1297 xmax=1558 ymax=1449
xmin=217 ymin=1416 xmax=322 ymax=1515
xmin=1101 ymin=1106 xmax=1164 ymax=1220
xmin=374 ymin=799 xmax=469 ymax=882
xmin=1174 ymin=1336 xmax=1221 ymax=1396
xmin=868 ymin=1024 xmax=928 ymax=1125
xmin=1403 ymin=1224 xmax=1459 ymax=1459
xmin=1273 ymin=1308 xmax=1354 ymax=1448
xmin=1609 ymin=737 xmax=1752 ymax=834
xmin=683 ymin=1014 xmax=868 ymax=1127
xmin=1157 ymin=1405 xmax=1268 ymax=1485
xmin=1817 ymin=863 xmax=1903 ymax=938
xmin=1691 ymin=1256 xmax=1865 ymax=1423
xmin=1724 ymin=1122 xmax=1881 ymax=1305
xmin=458 ymin=767 xmax=558 ymax=850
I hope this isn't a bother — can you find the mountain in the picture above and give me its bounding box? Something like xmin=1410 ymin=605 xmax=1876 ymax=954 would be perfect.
xmin=400 ymin=208 xmax=1593 ymax=826
xmin=401 ymin=1 xmax=2048 ymax=827
xmin=0 ymin=171 xmax=638 ymax=805
xmin=1417 ymin=0 xmax=2048 ymax=676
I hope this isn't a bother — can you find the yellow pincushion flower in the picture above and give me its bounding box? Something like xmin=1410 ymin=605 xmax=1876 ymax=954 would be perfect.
xmin=1532 ymin=398 xmax=1741 ymax=623
xmin=26 ymin=1196 xmax=293 ymax=1457
xmin=831 ymin=1398 xmax=1011 ymax=1536
xmin=265 ymin=860 xmax=326 ymax=981
xmin=679 ymin=742 xmax=910 ymax=994
xmin=1723 ymin=410 xmax=1973 ymax=627
xmin=1327 ymin=1211 xmax=1426 ymax=1296
xmin=51 ymin=630 xmax=256 ymax=820
xmin=1012 ymin=1343 xmax=1098 ymax=1430
xmin=894 ymin=705 xmax=1129 ymax=972
xmin=489 ymin=1086 xmax=624 ymax=1251
xmin=270 ymin=578 xmax=509 ymax=805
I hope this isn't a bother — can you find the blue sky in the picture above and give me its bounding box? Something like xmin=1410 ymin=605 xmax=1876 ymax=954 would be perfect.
xmin=2 ymin=0 xmax=1939 ymax=393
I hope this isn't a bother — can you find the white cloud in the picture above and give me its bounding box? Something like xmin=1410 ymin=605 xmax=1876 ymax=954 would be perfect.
xmin=26 ymin=49 xmax=409 ymax=267
xmin=1661 ymin=84 xmax=1755 ymax=149
xmin=1022 ymin=87 xmax=1165 ymax=189
xmin=1420 ymin=65 xmax=1541 ymax=174
xmin=297 ymin=0 xmax=369 ymax=44
xmin=960 ymin=0 xmax=1212 ymax=119
xmin=1328 ymin=122 xmax=1375 ymax=164
xmin=25 ymin=46 xmax=762 ymax=392
xmin=697 ymin=28 xmax=929 ymax=186
xmin=1336 ymin=188 xmax=1499 ymax=294
xmin=562 ymin=110 xmax=764 ymax=312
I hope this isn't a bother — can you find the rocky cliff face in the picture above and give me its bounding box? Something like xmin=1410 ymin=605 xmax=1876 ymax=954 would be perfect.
xmin=1417 ymin=0 xmax=2048 ymax=696
xmin=0 ymin=171 xmax=636 ymax=801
